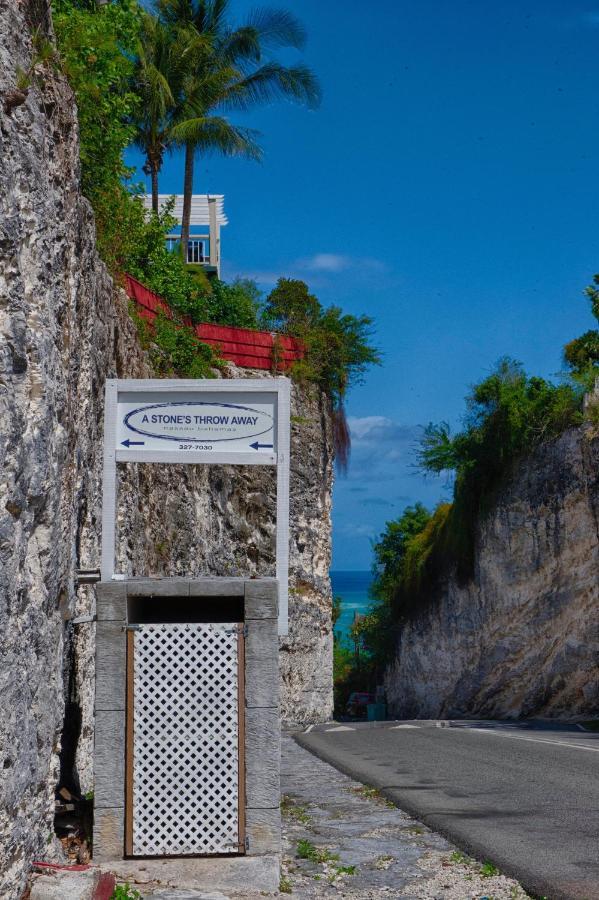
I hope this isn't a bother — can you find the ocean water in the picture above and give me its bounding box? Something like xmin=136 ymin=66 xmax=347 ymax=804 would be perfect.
xmin=331 ymin=570 xmax=373 ymax=643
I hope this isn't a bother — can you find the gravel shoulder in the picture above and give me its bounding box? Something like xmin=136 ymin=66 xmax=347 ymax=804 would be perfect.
xmin=275 ymin=732 xmax=530 ymax=899
xmin=100 ymin=731 xmax=531 ymax=899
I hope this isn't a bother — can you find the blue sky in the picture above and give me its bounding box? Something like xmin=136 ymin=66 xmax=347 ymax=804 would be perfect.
xmin=127 ymin=0 xmax=599 ymax=569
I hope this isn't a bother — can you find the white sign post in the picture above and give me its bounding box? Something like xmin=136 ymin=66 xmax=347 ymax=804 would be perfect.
xmin=101 ymin=378 xmax=291 ymax=634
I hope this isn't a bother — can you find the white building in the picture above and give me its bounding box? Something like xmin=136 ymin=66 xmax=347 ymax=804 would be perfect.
xmin=142 ymin=194 xmax=228 ymax=278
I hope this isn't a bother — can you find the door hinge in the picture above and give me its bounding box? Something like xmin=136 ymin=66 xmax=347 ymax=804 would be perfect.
xmin=75 ymin=568 xmax=101 ymax=584
xmin=123 ymin=624 xmax=141 ymax=631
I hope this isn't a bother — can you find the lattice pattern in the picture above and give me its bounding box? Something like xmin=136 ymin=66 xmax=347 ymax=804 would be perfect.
xmin=132 ymin=623 xmax=240 ymax=856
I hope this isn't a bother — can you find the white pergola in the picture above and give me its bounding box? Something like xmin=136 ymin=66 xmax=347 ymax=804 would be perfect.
xmin=142 ymin=194 xmax=228 ymax=275
xmin=142 ymin=194 xmax=228 ymax=226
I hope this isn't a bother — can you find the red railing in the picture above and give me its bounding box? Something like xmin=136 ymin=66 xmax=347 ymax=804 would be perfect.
xmin=124 ymin=274 xmax=303 ymax=371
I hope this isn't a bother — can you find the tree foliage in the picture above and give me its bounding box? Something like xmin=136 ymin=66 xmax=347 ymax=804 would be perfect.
xmin=371 ymin=504 xmax=432 ymax=604
xmin=53 ymin=0 xmax=141 ymax=202
xmin=150 ymin=0 xmax=321 ymax=249
xmin=563 ymin=273 xmax=599 ymax=391
xmin=351 ymin=504 xmax=434 ymax=664
xmin=204 ymin=278 xmax=263 ymax=328
xmin=152 ymin=313 xmax=221 ymax=377
xmin=417 ymin=358 xmax=583 ymax=577
xmin=131 ymin=13 xmax=183 ymax=208
xmin=52 ymin=0 xmax=377 ymax=454
xmin=262 ymin=278 xmax=380 ymax=466
xmin=262 ymin=278 xmax=381 ymax=404
xmin=418 ymin=358 xmax=583 ymax=484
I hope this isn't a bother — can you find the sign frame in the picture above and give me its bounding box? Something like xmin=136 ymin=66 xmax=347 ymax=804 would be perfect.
xmin=101 ymin=377 xmax=291 ymax=634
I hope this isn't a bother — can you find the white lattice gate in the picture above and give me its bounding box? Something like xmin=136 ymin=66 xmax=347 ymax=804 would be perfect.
xmin=125 ymin=623 xmax=244 ymax=857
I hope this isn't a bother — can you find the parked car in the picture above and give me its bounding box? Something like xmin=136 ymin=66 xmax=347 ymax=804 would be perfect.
xmin=346 ymin=691 xmax=375 ymax=718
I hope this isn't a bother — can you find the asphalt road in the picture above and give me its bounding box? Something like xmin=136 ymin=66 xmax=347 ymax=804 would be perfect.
xmin=296 ymin=720 xmax=599 ymax=900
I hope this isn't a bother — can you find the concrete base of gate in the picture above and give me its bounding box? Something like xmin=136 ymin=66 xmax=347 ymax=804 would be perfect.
xmin=98 ymin=854 xmax=280 ymax=895
xmin=93 ymin=577 xmax=281 ymax=889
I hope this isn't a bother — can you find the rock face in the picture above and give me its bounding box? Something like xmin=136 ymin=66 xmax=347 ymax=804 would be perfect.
xmin=385 ymin=428 xmax=599 ymax=719
xmin=0 ymin=6 xmax=332 ymax=897
xmin=112 ymin=372 xmax=334 ymax=727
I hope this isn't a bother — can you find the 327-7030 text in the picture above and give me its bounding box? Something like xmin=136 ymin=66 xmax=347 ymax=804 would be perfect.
xmin=178 ymin=444 xmax=213 ymax=450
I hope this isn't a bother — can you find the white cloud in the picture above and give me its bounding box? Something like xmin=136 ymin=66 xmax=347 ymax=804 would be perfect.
xmin=341 ymin=416 xmax=421 ymax=485
xmin=224 ymin=251 xmax=389 ymax=287
xmin=348 ymin=416 xmax=417 ymax=445
xmin=348 ymin=415 xmax=393 ymax=439
xmin=301 ymin=253 xmax=352 ymax=272
xmin=299 ymin=253 xmax=389 ymax=274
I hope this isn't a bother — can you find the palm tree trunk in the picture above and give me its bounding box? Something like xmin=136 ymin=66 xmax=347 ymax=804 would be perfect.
xmin=151 ymin=162 xmax=159 ymax=213
xmin=181 ymin=142 xmax=194 ymax=261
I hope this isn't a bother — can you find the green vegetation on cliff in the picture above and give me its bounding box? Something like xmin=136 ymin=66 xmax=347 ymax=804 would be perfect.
xmin=563 ymin=273 xmax=599 ymax=391
xmin=51 ymin=0 xmax=378 ymax=431
xmin=336 ymin=283 xmax=599 ymax=705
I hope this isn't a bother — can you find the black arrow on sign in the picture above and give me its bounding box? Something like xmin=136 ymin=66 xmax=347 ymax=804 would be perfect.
xmin=250 ymin=441 xmax=274 ymax=451
xmin=121 ymin=439 xmax=145 ymax=448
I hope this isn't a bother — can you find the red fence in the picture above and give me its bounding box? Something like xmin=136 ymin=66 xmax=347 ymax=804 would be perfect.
xmin=124 ymin=274 xmax=303 ymax=371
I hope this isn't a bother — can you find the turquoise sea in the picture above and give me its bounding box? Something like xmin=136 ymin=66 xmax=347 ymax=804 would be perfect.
xmin=331 ymin=570 xmax=373 ymax=643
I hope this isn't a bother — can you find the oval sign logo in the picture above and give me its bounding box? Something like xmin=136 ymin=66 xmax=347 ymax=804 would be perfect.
xmin=124 ymin=401 xmax=274 ymax=443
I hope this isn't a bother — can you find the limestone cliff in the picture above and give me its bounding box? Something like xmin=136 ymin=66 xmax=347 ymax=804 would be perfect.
xmin=0 ymin=5 xmax=332 ymax=896
xmin=385 ymin=427 xmax=599 ymax=719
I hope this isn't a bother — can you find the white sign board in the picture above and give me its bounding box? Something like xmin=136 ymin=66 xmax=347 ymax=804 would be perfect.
xmin=102 ymin=378 xmax=290 ymax=633
xmin=116 ymin=391 xmax=277 ymax=461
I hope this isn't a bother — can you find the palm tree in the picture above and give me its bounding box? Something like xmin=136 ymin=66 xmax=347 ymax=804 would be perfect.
xmin=156 ymin=0 xmax=321 ymax=252
xmin=132 ymin=14 xmax=186 ymax=211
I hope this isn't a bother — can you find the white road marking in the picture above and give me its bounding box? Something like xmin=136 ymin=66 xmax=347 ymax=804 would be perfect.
xmin=467 ymin=728 xmax=599 ymax=754
xmin=325 ymin=725 xmax=355 ymax=732
xmin=304 ymin=724 xmax=314 ymax=733
xmin=391 ymin=724 xmax=420 ymax=729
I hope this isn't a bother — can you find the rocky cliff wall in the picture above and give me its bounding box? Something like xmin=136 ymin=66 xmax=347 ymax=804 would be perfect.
xmin=111 ymin=370 xmax=333 ymax=719
xmin=0 ymin=5 xmax=332 ymax=897
xmin=385 ymin=427 xmax=599 ymax=719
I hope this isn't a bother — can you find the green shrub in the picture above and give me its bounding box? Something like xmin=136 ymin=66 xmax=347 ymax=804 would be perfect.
xmin=338 ymin=503 xmax=437 ymax=690
xmin=333 ymin=638 xmax=356 ymax=712
xmin=110 ymin=884 xmax=141 ymax=900
xmin=262 ymin=278 xmax=380 ymax=464
xmin=401 ymin=502 xmax=453 ymax=594
xmin=564 ymin=330 xmax=599 ymax=374
xmin=53 ymin=2 xmax=378 ymax=416
xmin=417 ymin=357 xmax=583 ymax=577
xmin=342 ymin=360 xmax=586 ymax=690
xmin=262 ymin=279 xmax=380 ymax=404
xmin=563 ymin=272 xmax=599 ymax=389
xmin=127 ymin=301 xmax=153 ymax=349
xmin=203 ymin=279 xmax=262 ymax=329
xmin=371 ymin=503 xmax=431 ymax=604
xmin=151 ymin=314 xmax=221 ymax=378
xmin=53 ymin=0 xmax=141 ymax=206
